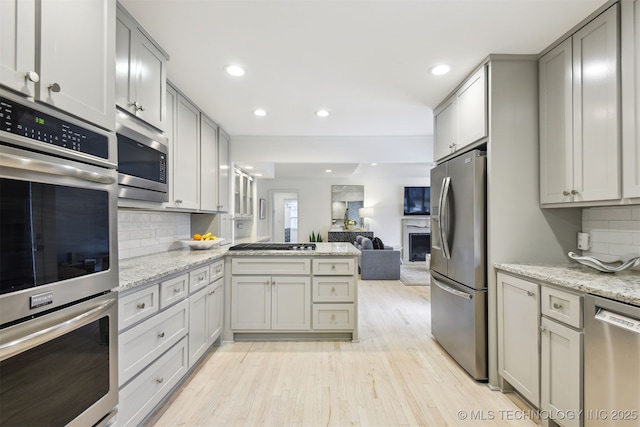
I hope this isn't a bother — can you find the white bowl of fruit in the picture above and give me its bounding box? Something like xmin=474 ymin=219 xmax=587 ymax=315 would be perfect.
xmin=181 ymin=233 xmax=225 ymax=250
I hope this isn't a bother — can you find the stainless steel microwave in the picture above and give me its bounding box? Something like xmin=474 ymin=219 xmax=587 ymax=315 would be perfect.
xmin=116 ymin=110 xmax=168 ymax=202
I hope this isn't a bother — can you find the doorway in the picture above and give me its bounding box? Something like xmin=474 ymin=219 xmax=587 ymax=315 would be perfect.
xmin=270 ymin=191 xmax=298 ymax=242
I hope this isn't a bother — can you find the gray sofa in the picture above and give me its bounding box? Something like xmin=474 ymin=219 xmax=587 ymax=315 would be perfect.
xmin=353 ymin=235 xmax=401 ymax=280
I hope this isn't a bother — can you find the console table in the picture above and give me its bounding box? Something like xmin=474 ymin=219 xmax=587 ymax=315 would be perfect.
xmin=328 ymin=231 xmax=373 ymax=243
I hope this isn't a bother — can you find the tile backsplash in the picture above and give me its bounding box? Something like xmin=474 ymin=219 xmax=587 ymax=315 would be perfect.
xmin=582 ymin=206 xmax=640 ymax=269
xmin=118 ymin=209 xmax=191 ymax=259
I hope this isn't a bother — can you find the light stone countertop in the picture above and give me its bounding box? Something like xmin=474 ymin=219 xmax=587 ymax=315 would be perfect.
xmin=225 ymin=242 xmax=360 ymax=256
xmin=118 ymin=241 xmax=359 ymax=293
xmin=118 ymin=246 xmax=228 ymax=292
xmin=495 ymin=262 xmax=640 ymax=307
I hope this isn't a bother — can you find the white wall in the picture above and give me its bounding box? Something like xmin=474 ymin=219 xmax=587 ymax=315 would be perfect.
xmin=256 ymin=173 xmax=430 ymax=246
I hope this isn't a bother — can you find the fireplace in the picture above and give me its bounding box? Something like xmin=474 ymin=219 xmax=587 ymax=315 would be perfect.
xmin=401 ymin=217 xmax=430 ymax=263
xmin=409 ymin=233 xmax=431 ymax=261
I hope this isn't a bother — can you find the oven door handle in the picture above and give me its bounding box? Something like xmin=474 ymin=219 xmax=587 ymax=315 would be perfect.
xmin=0 ymin=152 xmax=116 ymax=184
xmin=0 ymin=298 xmax=116 ymax=361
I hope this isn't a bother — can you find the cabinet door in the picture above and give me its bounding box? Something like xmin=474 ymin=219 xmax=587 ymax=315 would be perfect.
xmin=456 ymin=66 xmax=487 ymax=149
xmin=271 ymin=276 xmax=311 ymax=330
xmin=497 ymin=273 xmax=540 ymax=407
xmin=0 ymin=0 xmax=36 ymax=96
xmin=540 ymin=317 xmax=582 ymax=427
xmin=539 ymin=38 xmax=574 ymax=204
xmin=572 ymin=4 xmax=620 ymax=202
xmin=622 ymin=0 xmax=640 ymax=198
xmin=115 ymin=6 xmax=135 ymax=112
xmin=217 ymin=129 xmax=231 ymax=212
xmin=200 ymin=115 xmax=219 ymax=212
xmin=164 ymin=84 xmax=177 ymax=209
xmin=207 ymin=279 xmax=224 ymax=344
xmin=173 ymin=95 xmax=200 ymax=210
xmin=434 ymin=97 xmax=456 ymax=161
xmin=38 ymin=0 xmax=115 ymax=130
xmin=231 ymin=276 xmax=271 ymax=330
xmin=133 ymin=33 xmax=167 ymax=131
xmin=188 ymin=287 xmax=208 ymax=367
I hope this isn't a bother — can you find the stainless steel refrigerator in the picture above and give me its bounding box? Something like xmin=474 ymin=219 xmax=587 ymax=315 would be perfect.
xmin=430 ymin=149 xmax=487 ymax=380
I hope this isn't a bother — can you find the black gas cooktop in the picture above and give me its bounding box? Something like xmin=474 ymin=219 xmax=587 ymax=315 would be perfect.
xmin=228 ymin=243 xmax=317 ymax=251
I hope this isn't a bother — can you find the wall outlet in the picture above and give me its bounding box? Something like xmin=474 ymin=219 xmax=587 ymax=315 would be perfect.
xmin=577 ymin=232 xmax=590 ymax=250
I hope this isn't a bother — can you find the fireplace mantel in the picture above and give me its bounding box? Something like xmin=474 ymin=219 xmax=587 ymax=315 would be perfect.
xmin=401 ymin=217 xmax=430 ymax=263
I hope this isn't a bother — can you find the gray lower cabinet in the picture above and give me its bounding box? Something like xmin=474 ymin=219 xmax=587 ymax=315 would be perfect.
xmin=497 ymin=271 xmax=584 ymax=427
xmin=117 ymin=259 xmax=224 ymax=426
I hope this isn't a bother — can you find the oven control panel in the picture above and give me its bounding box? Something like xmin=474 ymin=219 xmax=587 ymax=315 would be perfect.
xmin=0 ymin=96 xmax=109 ymax=159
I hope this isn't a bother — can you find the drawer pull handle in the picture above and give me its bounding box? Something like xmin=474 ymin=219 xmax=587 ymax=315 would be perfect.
xmin=526 ymin=291 xmax=534 ymax=297
xmin=552 ymin=302 xmax=563 ymax=310
xmin=209 ymin=289 xmax=215 ymax=295
xmin=217 ymin=267 xmax=222 ymax=273
xmin=331 ymin=314 xmax=336 ymax=321
xmin=158 ymin=332 xmax=165 ymax=338
xmin=331 ymin=287 xmax=336 ymax=293
xmin=156 ymin=377 xmax=164 ymax=384
xmin=174 ymin=287 xmax=181 ymax=293
xmin=137 ymin=303 xmax=146 ymax=310
xmin=331 ymin=265 xmax=336 ymax=269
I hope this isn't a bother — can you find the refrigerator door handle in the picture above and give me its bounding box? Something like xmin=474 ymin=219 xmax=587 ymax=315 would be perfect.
xmin=439 ymin=176 xmax=451 ymax=259
xmin=433 ymin=278 xmax=472 ymax=300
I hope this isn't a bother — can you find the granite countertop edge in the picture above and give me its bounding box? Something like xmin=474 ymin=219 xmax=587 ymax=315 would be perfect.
xmin=495 ymin=262 xmax=640 ymax=307
xmin=118 ymin=241 xmax=359 ymax=293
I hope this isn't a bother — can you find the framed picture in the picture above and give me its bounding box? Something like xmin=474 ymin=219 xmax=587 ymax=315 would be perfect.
xmin=259 ymin=198 xmax=266 ymax=220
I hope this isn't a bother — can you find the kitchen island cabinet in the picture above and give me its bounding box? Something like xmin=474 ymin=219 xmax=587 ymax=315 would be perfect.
xmin=224 ymin=243 xmax=360 ymax=341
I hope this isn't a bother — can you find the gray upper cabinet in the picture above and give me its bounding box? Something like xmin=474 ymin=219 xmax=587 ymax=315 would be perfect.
xmin=200 ymin=114 xmax=219 ymax=212
xmin=217 ymin=129 xmax=231 ymax=212
xmin=1 ymin=0 xmax=115 ymax=130
xmin=116 ymin=3 xmax=169 ymax=132
xmin=539 ymin=4 xmax=620 ymax=205
xmin=0 ymin=0 xmax=36 ymax=96
xmin=433 ymin=66 xmax=487 ymax=162
xmin=622 ymin=0 xmax=640 ymax=199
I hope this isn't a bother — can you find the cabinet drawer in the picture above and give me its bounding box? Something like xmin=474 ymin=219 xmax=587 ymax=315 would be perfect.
xmin=312 ymin=277 xmax=355 ymax=302
xmin=209 ymin=259 xmax=224 ymax=282
xmin=189 ymin=265 xmax=210 ymax=294
xmin=313 ymin=304 xmax=354 ymax=330
xmin=160 ymin=273 xmax=188 ymax=309
xmin=119 ymin=284 xmax=160 ymax=331
xmin=541 ymin=286 xmax=583 ymax=328
xmin=119 ymin=299 xmax=189 ymax=386
xmin=232 ymin=257 xmax=311 ymax=275
xmin=118 ymin=336 xmax=188 ymax=427
xmin=313 ymin=258 xmax=356 ymax=275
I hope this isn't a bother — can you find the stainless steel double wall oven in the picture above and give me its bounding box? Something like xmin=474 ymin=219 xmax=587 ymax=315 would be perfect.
xmin=0 ymin=89 xmax=119 ymax=426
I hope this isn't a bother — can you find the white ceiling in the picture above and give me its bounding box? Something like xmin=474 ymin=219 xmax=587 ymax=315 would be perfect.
xmin=121 ymin=0 xmax=608 ymax=178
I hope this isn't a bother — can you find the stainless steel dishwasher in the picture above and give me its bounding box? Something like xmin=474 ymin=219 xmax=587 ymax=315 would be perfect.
xmin=584 ymin=295 xmax=640 ymax=426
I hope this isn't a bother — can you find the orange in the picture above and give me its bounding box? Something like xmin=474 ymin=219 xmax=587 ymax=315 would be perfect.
xmin=193 ymin=233 xmax=202 ymax=240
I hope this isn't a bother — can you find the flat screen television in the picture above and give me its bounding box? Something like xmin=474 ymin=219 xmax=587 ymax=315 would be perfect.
xmin=404 ymin=186 xmax=430 ymax=215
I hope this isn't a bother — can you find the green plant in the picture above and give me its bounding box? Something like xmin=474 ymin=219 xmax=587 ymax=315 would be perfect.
xmin=309 ymin=231 xmax=323 ymax=242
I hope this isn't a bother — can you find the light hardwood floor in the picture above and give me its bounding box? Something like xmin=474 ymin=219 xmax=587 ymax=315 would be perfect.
xmin=144 ymin=279 xmax=536 ymax=426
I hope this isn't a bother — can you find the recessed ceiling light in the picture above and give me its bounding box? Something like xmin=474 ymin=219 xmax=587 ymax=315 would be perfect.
xmin=429 ymin=64 xmax=451 ymax=76
xmin=224 ymin=65 xmax=246 ymax=77
xmin=254 ymin=173 xmax=263 ymax=177
xmin=325 ymin=169 xmax=332 ymax=173
xmin=316 ymin=109 xmax=330 ymax=117
xmin=253 ymin=109 xmax=267 ymax=117
xmin=244 ymin=166 xmax=254 ymax=170
xmin=371 ymin=163 xmax=377 ymax=166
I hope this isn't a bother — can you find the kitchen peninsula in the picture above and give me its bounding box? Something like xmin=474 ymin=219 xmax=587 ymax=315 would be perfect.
xmin=223 ymin=242 xmax=361 ymax=342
